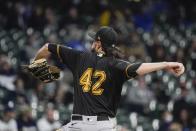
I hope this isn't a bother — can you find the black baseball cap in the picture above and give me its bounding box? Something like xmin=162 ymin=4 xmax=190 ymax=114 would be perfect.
xmin=88 ymin=26 xmax=118 ymax=49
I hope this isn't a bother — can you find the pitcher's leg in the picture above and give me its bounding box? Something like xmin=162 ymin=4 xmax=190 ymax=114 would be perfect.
xmin=96 ymin=118 xmax=117 ymax=131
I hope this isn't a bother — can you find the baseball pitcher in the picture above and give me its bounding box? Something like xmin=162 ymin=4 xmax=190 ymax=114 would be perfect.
xmin=24 ymin=26 xmax=185 ymax=131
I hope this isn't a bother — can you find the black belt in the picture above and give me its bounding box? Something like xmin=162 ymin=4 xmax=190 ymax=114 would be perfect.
xmin=72 ymin=115 xmax=109 ymax=121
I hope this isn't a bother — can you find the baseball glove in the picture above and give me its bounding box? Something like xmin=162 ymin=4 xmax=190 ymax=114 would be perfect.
xmin=22 ymin=59 xmax=61 ymax=83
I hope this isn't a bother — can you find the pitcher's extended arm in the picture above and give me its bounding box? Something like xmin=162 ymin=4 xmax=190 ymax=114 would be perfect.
xmin=136 ymin=62 xmax=185 ymax=77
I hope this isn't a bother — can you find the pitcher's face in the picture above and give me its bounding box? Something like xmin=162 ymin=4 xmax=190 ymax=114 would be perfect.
xmin=91 ymin=40 xmax=103 ymax=53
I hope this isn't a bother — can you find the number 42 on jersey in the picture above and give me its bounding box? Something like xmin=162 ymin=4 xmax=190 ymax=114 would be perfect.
xmin=79 ymin=68 xmax=106 ymax=95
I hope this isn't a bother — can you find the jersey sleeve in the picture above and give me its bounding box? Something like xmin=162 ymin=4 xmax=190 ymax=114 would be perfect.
xmin=112 ymin=59 xmax=141 ymax=80
xmin=48 ymin=43 xmax=81 ymax=71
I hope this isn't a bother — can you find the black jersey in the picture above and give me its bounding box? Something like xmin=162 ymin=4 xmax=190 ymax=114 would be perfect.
xmin=48 ymin=44 xmax=137 ymax=117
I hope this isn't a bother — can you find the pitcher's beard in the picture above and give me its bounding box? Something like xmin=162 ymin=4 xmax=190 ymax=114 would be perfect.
xmin=91 ymin=48 xmax=95 ymax=52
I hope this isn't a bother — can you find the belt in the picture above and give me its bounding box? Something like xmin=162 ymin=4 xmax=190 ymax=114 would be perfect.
xmin=72 ymin=115 xmax=109 ymax=121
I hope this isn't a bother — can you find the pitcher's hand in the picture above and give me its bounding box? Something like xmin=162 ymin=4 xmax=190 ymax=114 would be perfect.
xmin=165 ymin=62 xmax=185 ymax=77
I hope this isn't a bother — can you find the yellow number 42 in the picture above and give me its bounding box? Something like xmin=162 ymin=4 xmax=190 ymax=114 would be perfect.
xmin=79 ymin=68 xmax=106 ymax=95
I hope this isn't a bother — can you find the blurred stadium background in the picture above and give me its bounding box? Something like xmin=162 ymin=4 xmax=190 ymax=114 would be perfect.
xmin=0 ymin=0 xmax=196 ymax=131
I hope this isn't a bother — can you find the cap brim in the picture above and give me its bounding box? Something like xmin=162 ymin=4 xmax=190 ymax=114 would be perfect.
xmin=88 ymin=32 xmax=96 ymax=40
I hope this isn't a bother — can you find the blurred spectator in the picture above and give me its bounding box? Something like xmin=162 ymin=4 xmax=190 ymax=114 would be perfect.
xmin=173 ymin=82 xmax=196 ymax=104
xmin=172 ymin=48 xmax=185 ymax=64
xmin=45 ymin=8 xmax=58 ymax=32
xmin=99 ymin=8 xmax=111 ymax=26
xmin=177 ymin=109 xmax=194 ymax=131
xmin=169 ymin=122 xmax=182 ymax=131
xmin=189 ymin=37 xmax=196 ymax=71
xmin=26 ymin=82 xmax=45 ymax=105
xmin=55 ymin=83 xmax=73 ymax=106
xmin=59 ymin=6 xmax=81 ymax=28
xmin=152 ymin=78 xmax=170 ymax=104
xmin=17 ymin=105 xmax=37 ymax=131
xmin=146 ymin=34 xmax=166 ymax=62
xmin=24 ymin=32 xmax=42 ymax=60
xmin=0 ymin=55 xmax=15 ymax=75
xmin=28 ymin=6 xmax=46 ymax=31
xmin=0 ymin=55 xmax=16 ymax=91
xmin=125 ymin=77 xmax=155 ymax=114
xmin=159 ymin=111 xmax=173 ymax=131
xmin=37 ymin=107 xmax=61 ymax=131
xmin=173 ymin=84 xmax=196 ymax=123
xmin=120 ymin=31 xmax=147 ymax=60
xmin=5 ymin=2 xmax=28 ymax=30
xmin=14 ymin=77 xmax=25 ymax=94
xmin=0 ymin=106 xmax=18 ymax=131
